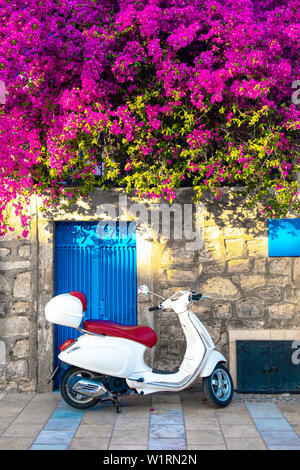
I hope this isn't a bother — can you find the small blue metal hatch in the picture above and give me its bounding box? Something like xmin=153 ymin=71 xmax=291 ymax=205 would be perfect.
xmin=268 ymin=218 xmax=300 ymax=256
xmin=237 ymin=340 xmax=300 ymax=393
xmin=53 ymin=221 xmax=137 ymax=386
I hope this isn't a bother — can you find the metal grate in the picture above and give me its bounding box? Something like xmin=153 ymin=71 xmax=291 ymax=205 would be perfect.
xmin=237 ymin=340 xmax=300 ymax=393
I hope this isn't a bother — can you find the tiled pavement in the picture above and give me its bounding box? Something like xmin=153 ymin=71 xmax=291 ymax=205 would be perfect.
xmin=0 ymin=390 xmax=300 ymax=450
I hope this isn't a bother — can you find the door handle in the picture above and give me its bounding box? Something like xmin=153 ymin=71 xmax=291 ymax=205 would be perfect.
xmin=264 ymin=366 xmax=278 ymax=375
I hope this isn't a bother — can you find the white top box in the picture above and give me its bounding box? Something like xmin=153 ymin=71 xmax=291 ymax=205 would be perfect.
xmin=45 ymin=293 xmax=84 ymax=328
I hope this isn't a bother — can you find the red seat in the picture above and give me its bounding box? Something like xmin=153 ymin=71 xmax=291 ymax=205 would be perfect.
xmin=83 ymin=319 xmax=157 ymax=349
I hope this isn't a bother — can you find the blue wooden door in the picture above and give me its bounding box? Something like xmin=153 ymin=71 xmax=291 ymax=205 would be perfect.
xmin=53 ymin=221 xmax=137 ymax=384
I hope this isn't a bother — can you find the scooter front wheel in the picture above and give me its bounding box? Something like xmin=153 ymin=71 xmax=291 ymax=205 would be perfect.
xmin=60 ymin=366 xmax=100 ymax=409
xmin=202 ymin=363 xmax=233 ymax=408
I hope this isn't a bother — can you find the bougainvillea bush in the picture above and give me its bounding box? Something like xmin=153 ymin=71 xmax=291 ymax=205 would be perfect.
xmin=0 ymin=0 xmax=299 ymax=236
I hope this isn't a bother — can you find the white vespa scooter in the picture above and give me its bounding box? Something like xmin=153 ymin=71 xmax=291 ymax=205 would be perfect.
xmin=45 ymin=278 xmax=233 ymax=411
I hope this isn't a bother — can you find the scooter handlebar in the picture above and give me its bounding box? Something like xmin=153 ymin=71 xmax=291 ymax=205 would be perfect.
xmin=149 ymin=292 xmax=204 ymax=311
xmin=190 ymin=293 xmax=202 ymax=301
xmin=149 ymin=305 xmax=159 ymax=311
xmin=149 ymin=303 xmax=163 ymax=312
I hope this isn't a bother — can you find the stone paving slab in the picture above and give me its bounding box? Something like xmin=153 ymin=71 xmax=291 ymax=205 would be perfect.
xmin=0 ymin=391 xmax=300 ymax=450
xmin=226 ymin=438 xmax=266 ymax=450
xmin=245 ymin=402 xmax=300 ymax=450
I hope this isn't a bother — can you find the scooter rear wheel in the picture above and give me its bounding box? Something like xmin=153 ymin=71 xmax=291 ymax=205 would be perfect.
xmin=202 ymin=363 xmax=233 ymax=408
xmin=60 ymin=366 xmax=100 ymax=409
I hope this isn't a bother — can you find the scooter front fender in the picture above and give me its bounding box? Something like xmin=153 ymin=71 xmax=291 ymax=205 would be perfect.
xmin=199 ymin=351 xmax=227 ymax=378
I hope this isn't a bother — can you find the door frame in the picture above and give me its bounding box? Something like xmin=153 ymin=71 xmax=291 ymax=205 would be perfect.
xmin=53 ymin=220 xmax=138 ymax=383
xmin=36 ymin=190 xmax=157 ymax=391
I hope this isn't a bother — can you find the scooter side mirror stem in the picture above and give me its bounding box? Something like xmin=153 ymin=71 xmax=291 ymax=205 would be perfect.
xmin=192 ymin=283 xmax=199 ymax=294
xmin=138 ymin=285 xmax=165 ymax=300
xmin=148 ymin=291 xmax=165 ymax=300
xmin=192 ymin=270 xmax=202 ymax=294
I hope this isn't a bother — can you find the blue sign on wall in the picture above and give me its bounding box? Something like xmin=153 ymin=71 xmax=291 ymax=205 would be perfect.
xmin=268 ymin=218 xmax=300 ymax=257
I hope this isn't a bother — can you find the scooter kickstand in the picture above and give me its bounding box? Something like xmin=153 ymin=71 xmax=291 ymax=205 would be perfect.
xmin=102 ymin=395 xmax=121 ymax=413
xmin=110 ymin=395 xmax=121 ymax=414
xmin=113 ymin=395 xmax=121 ymax=414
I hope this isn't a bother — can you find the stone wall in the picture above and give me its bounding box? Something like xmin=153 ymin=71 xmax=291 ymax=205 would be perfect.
xmin=0 ymin=188 xmax=299 ymax=391
xmin=153 ymin=190 xmax=300 ymax=371
xmin=0 ymin=222 xmax=37 ymax=392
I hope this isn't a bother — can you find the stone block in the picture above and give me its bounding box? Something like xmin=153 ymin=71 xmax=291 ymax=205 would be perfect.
xmin=204 ymin=226 xmax=221 ymax=240
xmin=0 ymin=340 xmax=5 ymax=363
xmin=0 ymin=274 xmax=9 ymax=292
xmin=227 ymin=259 xmax=250 ymax=273
xmin=0 ymin=248 xmax=11 ymax=257
xmin=202 ymin=240 xmax=223 ymax=259
xmin=223 ymin=227 xmax=245 ymax=237
xmin=240 ymin=274 xmax=265 ymax=290
xmin=269 ymin=276 xmax=289 ymax=287
xmin=18 ymin=246 xmax=31 ymax=258
xmin=192 ymin=303 xmax=211 ymax=316
xmin=0 ymin=316 xmax=30 ymax=337
xmin=268 ymin=259 xmax=291 ymax=276
xmin=246 ymin=239 xmax=267 ymax=257
xmin=18 ymin=379 xmax=36 ymax=392
xmin=202 ymin=277 xmax=239 ymax=298
xmin=269 ymin=330 xmax=300 ymax=340
xmin=225 ymin=239 xmax=244 ymax=258
xmin=255 ymin=286 xmax=282 ymax=302
xmin=0 ymin=260 xmax=30 ymax=270
xmin=203 ymin=261 xmax=226 ymax=275
xmin=11 ymin=302 xmax=30 ymax=314
xmin=293 ymin=258 xmax=300 ymax=288
xmin=236 ymin=298 xmax=262 ymax=318
xmin=268 ymin=303 xmax=295 ymax=319
xmin=13 ymin=272 xmax=31 ymax=298
xmin=161 ymin=247 xmax=195 ymax=266
xmin=287 ymin=288 xmax=300 ymax=304
xmin=165 ymin=268 xmax=196 ymax=283
xmin=6 ymin=360 xmax=28 ymax=379
xmin=228 ymin=329 xmax=272 ymax=342
xmin=252 ymin=259 xmax=266 ymax=273
xmin=212 ymin=303 xmax=231 ymax=319
xmin=13 ymin=339 xmax=30 ymax=357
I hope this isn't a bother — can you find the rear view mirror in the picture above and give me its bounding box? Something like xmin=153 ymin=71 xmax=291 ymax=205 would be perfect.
xmin=138 ymin=285 xmax=149 ymax=296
